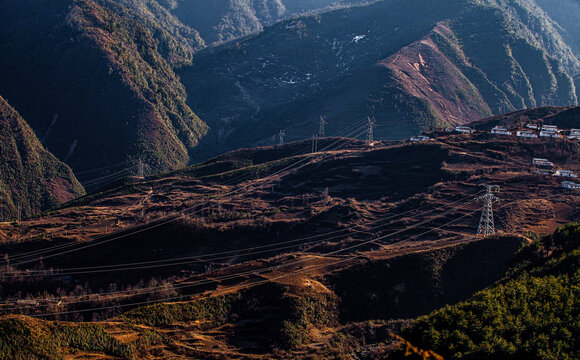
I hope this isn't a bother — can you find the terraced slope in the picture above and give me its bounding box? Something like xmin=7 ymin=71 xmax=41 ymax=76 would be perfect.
xmin=0 ymin=96 xmax=84 ymax=220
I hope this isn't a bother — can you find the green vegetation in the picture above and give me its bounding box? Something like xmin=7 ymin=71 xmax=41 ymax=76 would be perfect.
xmin=0 ymin=0 xmax=207 ymax=175
xmin=0 ymin=317 xmax=163 ymax=360
xmin=399 ymin=223 xmax=580 ymax=360
xmin=0 ymin=96 xmax=85 ymax=218
xmin=279 ymin=289 xmax=338 ymax=348
xmin=122 ymin=283 xmax=337 ymax=349
xmin=120 ymin=292 xmax=237 ymax=326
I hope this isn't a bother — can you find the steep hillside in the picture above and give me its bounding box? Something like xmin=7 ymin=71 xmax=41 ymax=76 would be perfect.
xmin=180 ymin=0 xmax=579 ymax=160
xmin=535 ymin=0 xmax=580 ymax=56
xmin=0 ymin=0 xmax=208 ymax=176
xmin=0 ymin=96 xmax=84 ymax=220
xmin=395 ymin=223 xmax=580 ymax=360
xmin=158 ymin=0 xmax=362 ymax=45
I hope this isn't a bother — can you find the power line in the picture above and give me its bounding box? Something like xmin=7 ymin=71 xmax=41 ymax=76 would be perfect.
xmin=4 ymin=115 xmax=387 ymax=268
xmin=1 ymin=196 xmax=473 ymax=312
xmin=2 ymin=192 xmax=482 ymax=308
xmin=22 ymin=201 xmax=482 ymax=318
xmin=1 ymin=121 xmax=376 ymax=265
xmin=3 ymin=192 xmax=481 ymax=279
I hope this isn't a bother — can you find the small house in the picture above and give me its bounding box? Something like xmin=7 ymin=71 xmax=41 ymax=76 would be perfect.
xmin=562 ymin=181 xmax=580 ymax=190
xmin=517 ymin=130 xmax=537 ymax=138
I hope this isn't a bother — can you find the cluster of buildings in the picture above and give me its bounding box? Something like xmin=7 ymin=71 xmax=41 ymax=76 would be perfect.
xmin=527 ymin=124 xmax=579 ymax=139
xmin=532 ymin=158 xmax=579 ymax=189
xmin=436 ymin=123 xmax=580 ymax=140
xmin=410 ymin=123 xmax=579 ymax=191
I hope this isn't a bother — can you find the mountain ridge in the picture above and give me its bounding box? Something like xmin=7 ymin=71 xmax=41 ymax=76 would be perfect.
xmin=179 ymin=0 xmax=579 ymax=160
xmin=0 ymin=95 xmax=84 ymax=219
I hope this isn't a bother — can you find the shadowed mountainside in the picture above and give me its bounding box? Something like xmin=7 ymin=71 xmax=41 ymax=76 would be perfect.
xmin=0 ymin=96 xmax=84 ymax=219
xmin=157 ymin=0 xmax=367 ymax=45
xmin=0 ymin=0 xmax=207 ymax=175
xmin=180 ymin=0 xmax=579 ymax=160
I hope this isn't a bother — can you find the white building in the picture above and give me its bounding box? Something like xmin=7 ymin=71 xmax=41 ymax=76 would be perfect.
xmin=568 ymin=129 xmax=580 ymax=139
xmin=491 ymin=126 xmax=512 ymax=135
xmin=540 ymin=130 xmax=561 ymax=138
xmin=554 ymin=170 xmax=577 ymax=178
xmin=455 ymin=125 xmax=475 ymax=133
xmin=410 ymin=135 xmax=431 ymax=142
xmin=537 ymin=169 xmax=554 ymax=176
xmin=542 ymin=124 xmax=558 ymax=131
xmin=526 ymin=123 xmax=539 ymax=130
xmin=517 ymin=130 xmax=538 ymax=138
xmin=532 ymin=158 xmax=554 ymax=167
xmin=562 ymin=181 xmax=580 ymax=190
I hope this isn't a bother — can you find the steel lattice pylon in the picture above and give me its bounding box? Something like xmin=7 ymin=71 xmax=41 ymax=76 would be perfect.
xmin=318 ymin=115 xmax=327 ymax=137
xmin=366 ymin=116 xmax=375 ymax=144
xmin=476 ymin=184 xmax=500 ymax=235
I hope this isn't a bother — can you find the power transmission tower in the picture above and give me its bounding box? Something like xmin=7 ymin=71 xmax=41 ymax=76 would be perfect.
xmin=137 ymin=158 xmax=145 ymax=178
xmin=366 ymin=116 xmax=375 ymax=144
xmin=476 ymin=185 xmax=500 ymax=236
xmin=318 ymin=115 xmax=327 ymax=137
xmin=17 ymin=202 xmax=22 ymax=222
xmin=279 ymin=130 xmax=286 ymax=145
xmin=312 ymin=134 xmax=318 ymax=153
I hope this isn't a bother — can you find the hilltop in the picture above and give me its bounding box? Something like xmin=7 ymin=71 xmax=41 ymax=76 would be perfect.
xmin=158 ymin=0 xmax=361 ymax=45
xmin=0 ymin=0 xmax=577 ymax=183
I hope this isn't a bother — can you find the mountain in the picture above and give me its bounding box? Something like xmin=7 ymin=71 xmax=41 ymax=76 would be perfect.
xmin=0 ymin=0 xmax=207 ymax=176
xmin=157 ymin=0 xmax=364 ymax=45
xmin=1 ymin=0 xmax=577 ymax=178
xmin=179 ymin=0 xmax=579 ymax=159
xmin=534 ymin=0 xmax=580 ymax=56
xmin=0 ymin=104 xmax=578 ymax=358
xmin=0 ymin=96 xmax=84 ymax=220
